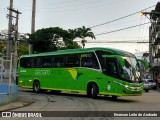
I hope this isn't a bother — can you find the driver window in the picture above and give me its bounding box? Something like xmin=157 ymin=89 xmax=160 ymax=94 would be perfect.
xmin=81 ymin=52 xmax=99 ymax=69
xmin=105 ymin=58 xmax=119 ymax=78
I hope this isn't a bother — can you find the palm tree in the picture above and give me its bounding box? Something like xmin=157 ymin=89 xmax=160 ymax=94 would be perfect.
xmin=77 ymin=26 xmax=96 ymax=49
xmin=68 ymin=29 xmax=78 ymax=41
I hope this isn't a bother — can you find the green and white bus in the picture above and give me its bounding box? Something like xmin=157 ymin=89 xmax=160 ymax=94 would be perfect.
xmin=18 ymin=47 xmax=144 ymax=99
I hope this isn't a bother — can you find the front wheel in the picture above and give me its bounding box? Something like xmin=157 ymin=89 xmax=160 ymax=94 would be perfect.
xmin=112 ymin=95 xmax=118 ymax=100
xmin=91 ymin=84 xmax=98 ymax=99
xmin=33 ymin=81 xmax=41 ymax=93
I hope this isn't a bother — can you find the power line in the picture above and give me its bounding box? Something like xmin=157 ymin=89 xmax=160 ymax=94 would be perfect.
xmin=75 ymin=40 xmax=149 ymax=43
xmin=21 ymin=0 xmax=123 ymax=13
xmin=36 ymin=0 xmax=101 ymax=10
xmin=95 ymin=22 xmax=150 ymax=36
xmin=21 ymin=0 xmax=113 ymax=11
xmin=89 ymin=5 xmax=155 ymax=28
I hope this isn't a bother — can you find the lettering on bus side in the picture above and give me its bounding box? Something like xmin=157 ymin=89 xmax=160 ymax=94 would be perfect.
xmin=51 ymin=70 xmax=63 ymax=75
xmin=35 ymin=70 xmax=50 ymax=75
xmin=20 ymin=70 xmax=26 ymax=72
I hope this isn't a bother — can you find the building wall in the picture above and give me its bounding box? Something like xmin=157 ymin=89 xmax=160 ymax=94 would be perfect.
xmin=149 ymin=2 xmax=160 ymax=86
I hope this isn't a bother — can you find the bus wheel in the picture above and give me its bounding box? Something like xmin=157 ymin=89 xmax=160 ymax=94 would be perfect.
xmin=91 ymin=84 xmax=98 ymax=99
xmin=87 ymin=86 xmax=92 ymax=97
xmin=51 ymin=90 xmax=61 ymax=94
xmin=112 ymin=95 xmax=118 ymax=100
xmin=33 ymin=81 xmax=40 ymax=93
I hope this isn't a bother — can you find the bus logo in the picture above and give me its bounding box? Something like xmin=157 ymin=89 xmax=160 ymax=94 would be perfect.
xmin=35 ymin=70 xmax=50 ymax=75
xmin=66 ymin=68 xmax=78 ymax=80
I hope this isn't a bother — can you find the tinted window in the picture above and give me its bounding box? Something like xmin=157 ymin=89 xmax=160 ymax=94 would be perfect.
xmin=20 ymin=58 xmax=27 ymax=68
xmin=105 ymin=58 xmax=119 ymax=78
xmin=40 ymin=57 xmax=52 ymax=68
xmin=95 ymin=50 xmax=112 ymax=69
xmin=53 ymin=55 xmax=65 ymax=68
xmin=20 ymin=57 xmax=38 ymax=68
xmin=81 ymin=52 xmax=99 ymax=69
xmin=65 ymin=54 xmax=80 ymax=67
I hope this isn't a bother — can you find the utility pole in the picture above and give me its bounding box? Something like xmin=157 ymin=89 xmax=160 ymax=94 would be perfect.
xmin=29 ymin=0 xmax=36 ymax=54
xmin=7 ymin=0 xmax=13 ymax=59
xmin=14 ymin=9 xmax=21 ymax=83
xmin=7 ymin=8 xmax=22 ymax=57
xmin=7 ymin=7 xmax=21 ymax=83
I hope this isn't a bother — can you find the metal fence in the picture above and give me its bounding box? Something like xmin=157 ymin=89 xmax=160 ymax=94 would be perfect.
xmin=0 ymin=53 xmax=17 ymax=95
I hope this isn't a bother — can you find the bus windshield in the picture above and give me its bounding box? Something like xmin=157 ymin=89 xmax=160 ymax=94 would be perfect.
xmin=120 ymin=56 xmax=140 ymax=82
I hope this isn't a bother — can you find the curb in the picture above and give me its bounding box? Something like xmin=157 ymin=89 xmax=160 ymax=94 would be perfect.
xmin=0 ymin=84 xmax=18 ymax=106
xmin=0 ymin=95 xmax=34 ymax=111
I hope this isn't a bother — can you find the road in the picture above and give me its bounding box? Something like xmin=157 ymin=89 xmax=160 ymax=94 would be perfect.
xmin=1 ymin=88 xmax=160 ymax=120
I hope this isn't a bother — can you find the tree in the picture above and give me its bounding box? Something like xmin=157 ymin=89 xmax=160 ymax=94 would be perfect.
xmin=64 ymin=29 xmax=81 ymax=49
xmin=0 ymin=40 xmax=7 ymax=54
xmin=29 ymin=27 xmax=68 ymax=53
xmin=18 ymin=42 xmax=29 ymax=55
xmin=29 ymin=27 xmax=81 ymax=53
xmin=68 ymin=29 xmax=78 ymax=41
xmin=77 ymin=26 xmax=96 ymax=49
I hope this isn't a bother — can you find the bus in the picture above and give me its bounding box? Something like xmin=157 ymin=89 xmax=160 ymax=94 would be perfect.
xmin=18 ymin=47 xmax=144 ymax=99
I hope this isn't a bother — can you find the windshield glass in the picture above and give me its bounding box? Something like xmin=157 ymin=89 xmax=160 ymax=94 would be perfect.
xmin=120 ymin=56 xmax=140 ymax=82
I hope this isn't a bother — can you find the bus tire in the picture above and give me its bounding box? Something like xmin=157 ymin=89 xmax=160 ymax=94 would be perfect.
xmin=91 ymin=84 xmax=98 ymax=99
xmin=145 ymin=89 xmax=149 ymax=92
xmin=112 ymin=95 xmax=118 ymax=100
xmin=87 ymin=85 xmax=92 ymax=97
xmin=33 ymin=81 xmax=41 ymax=93
xmin=51 ymin=90 xmax=61 ymax=94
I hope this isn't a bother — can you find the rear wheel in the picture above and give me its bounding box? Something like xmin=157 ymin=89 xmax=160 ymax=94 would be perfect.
xmin=33 ymin=81 xmax=41 ymax=93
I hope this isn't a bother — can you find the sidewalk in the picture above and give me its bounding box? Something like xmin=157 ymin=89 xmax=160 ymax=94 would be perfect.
xmin=0 ymin=94 xmax=34 ymax=111
xmin=0 ymin=83 xmax=33 ymax=111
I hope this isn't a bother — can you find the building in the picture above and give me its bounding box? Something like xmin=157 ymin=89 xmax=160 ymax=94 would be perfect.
xmin=135 ymin=52 xmax=149 ymax=79
xmin=149 ymin=2 xmax=160 ymax=87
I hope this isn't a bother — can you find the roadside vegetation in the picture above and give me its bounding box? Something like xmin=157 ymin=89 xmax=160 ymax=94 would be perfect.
xmin=0 ymin=26 xmax=95 ymax=55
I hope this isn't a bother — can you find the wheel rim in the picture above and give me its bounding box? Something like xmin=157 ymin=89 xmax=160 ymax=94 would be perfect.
xmin=91 ymin=87 xmax=93 ymax=96
xmin=34 ymin=82 xmax=39 ymax=92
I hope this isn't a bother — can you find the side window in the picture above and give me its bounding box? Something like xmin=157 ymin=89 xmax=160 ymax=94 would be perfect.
xmin=40 ymin=57 xmax=52 ymax=68
xmin=53 ymin=55 xmax=65 ymax=68
xmin=20 ymin=58 xmax=27 ymax=68
xmin=81 ymin=52 xmax=99 ymax=69
xmin=105 ymin=58 xmax=119 ymax=78
xmin=65 ymin=54 xmax=80 ymax=67
xmin=95 ymin=50 xmax=112 ymax=69
xmin=31 ymin=58 xmax=38 ymax=68
xmin=20 ymin=57 xmax=37 ymax=68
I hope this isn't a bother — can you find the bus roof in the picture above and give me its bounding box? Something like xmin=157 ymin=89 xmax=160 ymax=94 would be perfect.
xmin=20 ymin=47 xmax=135 ymax=58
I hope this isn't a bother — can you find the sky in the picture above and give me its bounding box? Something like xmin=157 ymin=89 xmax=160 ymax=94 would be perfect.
xmin=0 ymin=0 xmax=159 ymax=54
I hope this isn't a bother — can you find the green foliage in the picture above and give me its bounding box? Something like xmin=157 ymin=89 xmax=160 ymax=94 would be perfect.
xmin=29 ymin=27 xmax=81 ymax=53
xmin=77 ymin=26 xmax=96 ymax=48
xmin=0 ymin=40 xmax=7 ymax=54
xmin=77 ymin=26 xmax=96 ymax=39
xmin=18 ymin=42 xmax=29 ymax=55
xmin=29 ymin=26 xmax=95 ymax=53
